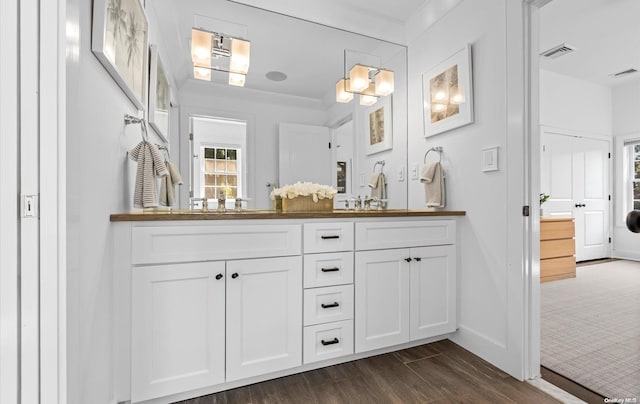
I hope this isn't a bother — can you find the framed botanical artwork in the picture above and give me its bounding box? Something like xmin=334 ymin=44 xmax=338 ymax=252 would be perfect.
xmin=148 ymin=45 xmax=170 ymax=142
xmin=422 ymin=43 xmax=474 ymax=137
xmin=364 ymin=95 xmax=393 ymax=155
xmin=92 ymin=0 xmax=149 ymax=110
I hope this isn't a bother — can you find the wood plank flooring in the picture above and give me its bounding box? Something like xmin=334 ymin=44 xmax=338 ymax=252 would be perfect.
xmin=176 ymin=340 xmax=560 ymax=404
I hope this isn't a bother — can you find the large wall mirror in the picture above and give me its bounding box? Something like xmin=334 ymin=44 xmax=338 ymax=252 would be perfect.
xmin=150 ymin=0 xmax=408 ymax=209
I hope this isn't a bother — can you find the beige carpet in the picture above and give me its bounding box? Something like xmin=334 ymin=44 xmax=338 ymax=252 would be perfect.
xmin=541 ymin=260 xmax=640 ymax=400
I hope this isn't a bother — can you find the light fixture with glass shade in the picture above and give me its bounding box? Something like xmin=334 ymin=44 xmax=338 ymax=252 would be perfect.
xmin=335 ymin=50 xmax=394 ymax=105
xmin=191 ymin=28 xmax=251 ymax=87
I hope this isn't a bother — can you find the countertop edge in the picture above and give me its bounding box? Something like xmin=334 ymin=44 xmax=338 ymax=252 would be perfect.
xmin=110 ymin=210 xmax=467 ymax=222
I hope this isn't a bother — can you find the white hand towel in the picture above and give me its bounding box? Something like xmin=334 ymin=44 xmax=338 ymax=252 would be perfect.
xmin=369 ymin=172 xmax=387 ymax=200
xmin=130 ymin=141 xmax=168 ymax=208
xmin=159 ymin=161 xmax=183 ymax=207
xmin=420 ymin=162 xmax=445 ymax=208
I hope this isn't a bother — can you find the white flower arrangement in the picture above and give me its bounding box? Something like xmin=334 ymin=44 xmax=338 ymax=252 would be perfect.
xmin=270 ymin=181 xmax=337 ymax=203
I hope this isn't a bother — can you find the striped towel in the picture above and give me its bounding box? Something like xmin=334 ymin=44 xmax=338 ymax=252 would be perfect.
xmin=129 ymin=141 xmax=169 ymax=208
xmin=159 ymin=160 xmax=183 ymax=206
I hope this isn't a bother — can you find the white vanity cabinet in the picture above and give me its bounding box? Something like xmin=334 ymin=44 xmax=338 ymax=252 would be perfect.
xmin=126 ymin=223 xmax=302 ymax=402
xmin=354 ymin=220 xmax=457 ymax=353
xmin=112 ymin=214 xmax=462 ymax=404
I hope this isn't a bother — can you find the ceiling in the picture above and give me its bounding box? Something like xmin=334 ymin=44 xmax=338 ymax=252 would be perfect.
xmin=150 ymin=0 xmax=410 ymax=102
xmin=539 ymin=0 xmax=640 ymax=88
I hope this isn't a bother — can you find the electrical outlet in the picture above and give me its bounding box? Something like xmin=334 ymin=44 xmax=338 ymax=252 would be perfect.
xmin=397 ymin=167 xmax=405 ymax=182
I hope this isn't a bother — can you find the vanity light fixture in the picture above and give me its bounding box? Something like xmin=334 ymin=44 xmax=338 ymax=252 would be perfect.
xmin=191 ymin=28 xmax=251 ymax=87
xmin=335 ymin=64 xmax=394 ymax=106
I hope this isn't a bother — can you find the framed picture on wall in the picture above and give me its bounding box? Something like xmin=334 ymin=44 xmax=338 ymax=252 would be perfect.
xmin=364 ymin=95 xmax=393 ymax=155
xmin=422 ymin=43 xmax=474 ymax=137
xmin=148 ymin=45 xmax=171 ymax=142
xmin=92 ymin=0 xmax=149 ymax=110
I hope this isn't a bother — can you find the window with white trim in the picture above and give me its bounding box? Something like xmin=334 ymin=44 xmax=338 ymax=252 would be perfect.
xmin=202 ymin=146 xmax=240 ymax=199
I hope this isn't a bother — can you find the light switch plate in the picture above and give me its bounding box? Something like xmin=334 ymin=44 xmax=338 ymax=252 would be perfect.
xmin=359 ymin=173 xmax=366 ymax=187
xmin=397 ymin=166 xmax=405 ymax=182
xmin=410 ymin=163 xmax=419 ymax=180
xmin=482 ymin=147 xmax=499 ymax=172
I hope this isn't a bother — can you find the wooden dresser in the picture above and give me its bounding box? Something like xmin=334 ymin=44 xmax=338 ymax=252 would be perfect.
xmin=540 ymin=217 xmax=576 ymax=283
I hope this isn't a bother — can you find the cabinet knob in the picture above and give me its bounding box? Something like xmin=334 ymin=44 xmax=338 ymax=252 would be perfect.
xmin=414 ymin=257 xmax=422 ymax=262
xmin=215 ymin=273 xmax=223 ymax=280
xmin=404 ymin=258 xmax=412 ymax=262
xmin=321 ymin=338 xmax=339 ymax=346
xmin=321 ymin=302 xmax=340 ymax=309
xmin=231 ymin=273 xmax=239 ymax=279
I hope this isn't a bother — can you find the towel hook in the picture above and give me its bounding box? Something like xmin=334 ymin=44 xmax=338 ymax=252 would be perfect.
xmin=124 ymin=113 xmax=149 ymax=142
xmin=157 ymin=144 xmax=170 ymax=160
xmin=373 ymin=160 xmax=385 ymax=173
xmin=424 ymin=146 xmax=443 ymax=164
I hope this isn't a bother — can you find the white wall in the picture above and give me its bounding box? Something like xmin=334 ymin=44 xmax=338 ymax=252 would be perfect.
xmin=66 ymin=0 xmax=171 ymax=402
xmin=540 ymin=69 xmax=612 ymax=137
xmin=407 ymin=0 xmax=526 ymax=378
xmin=612 ymin=81 xmax=640 ymax=259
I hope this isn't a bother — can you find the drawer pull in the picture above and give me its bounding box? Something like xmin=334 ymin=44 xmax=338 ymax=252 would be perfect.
xmin=321 ymin=267 xmax=340 ymax=272
xmin=231 ymin=272 xmax=239 ymax=279
xmin=321 ymin=338 xmax=339 ymax=346
xmin=321 ymin=235 xmax=340 ymax=240
xmin=215 ymin=273 xmax=223 ymax=280
xmin=321 ymin=302 xmax=340 ymax=309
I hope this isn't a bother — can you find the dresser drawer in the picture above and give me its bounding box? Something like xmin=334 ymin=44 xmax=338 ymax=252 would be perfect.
xmin=303 ymin=320 xmax=353 ymax=364
xmin=541 ymin=256 xmax=576 ymax=278
xmin=540 ymin=239 xmax=575 ymax=260
xmin=304 ymin=252 xmax=354 ymax=288
xmin=355 ymin=220 xmax=455 ymax=250
xmin=132 ymin=224 xmax=301 ymax=265
xmin=540 ymin=219 xmax=574 ymax=241
xmin=303 ymin=222 xmax=354 ymax=253
xmin=303 ymin=285 xmax=353 ymax=326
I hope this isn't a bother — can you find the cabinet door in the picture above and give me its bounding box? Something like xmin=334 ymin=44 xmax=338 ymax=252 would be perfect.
xmin=355 ymin=249 xmax=410 ymax=353
xmin=131 ymin=262 xmax=225 ymax=402
xmin=410 ymin=245 xmax=456 ymax=340
xmin=226 ymin=256 xmax=302 ymax=381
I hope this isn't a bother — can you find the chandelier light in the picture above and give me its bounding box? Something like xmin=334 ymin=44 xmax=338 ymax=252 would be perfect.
xmin=191 ymin=28 xmax=251 ymax=87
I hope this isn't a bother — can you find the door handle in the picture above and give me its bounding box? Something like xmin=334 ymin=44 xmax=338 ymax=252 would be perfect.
xmin=574 ymin=203 xmax=586 ymax=208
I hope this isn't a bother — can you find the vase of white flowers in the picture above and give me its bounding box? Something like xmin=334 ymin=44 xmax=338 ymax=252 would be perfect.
xmin=271 ymin=182 xmax=337 ymax=212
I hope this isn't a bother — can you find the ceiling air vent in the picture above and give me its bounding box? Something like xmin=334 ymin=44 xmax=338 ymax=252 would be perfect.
xmin=540 ymin=43 xmax=576 ymax=59
xmin=611 ymin=68 xmax=639 ymax=78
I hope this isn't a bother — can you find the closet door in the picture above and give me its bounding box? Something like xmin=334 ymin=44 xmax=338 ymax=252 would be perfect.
xmin=541 ymin=131 xmax=610 ymax=261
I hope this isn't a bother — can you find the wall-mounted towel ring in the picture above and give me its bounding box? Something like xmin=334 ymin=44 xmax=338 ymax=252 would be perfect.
xmin=373 ymin=160 xmax=385 ymax=173
xmin=424 ymin=146 xmax=443 ymax=164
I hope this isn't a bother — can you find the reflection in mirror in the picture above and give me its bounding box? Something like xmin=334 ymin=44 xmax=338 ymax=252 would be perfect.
xmin=150 ymin=0 xmax=407 ymax=209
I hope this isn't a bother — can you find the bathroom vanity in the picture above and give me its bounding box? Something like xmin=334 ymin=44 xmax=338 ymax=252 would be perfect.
xmin=111 ymin=210 xmax=464 ymax=403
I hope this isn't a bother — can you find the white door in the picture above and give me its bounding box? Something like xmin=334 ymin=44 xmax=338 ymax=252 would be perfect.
xmin=226 ymin=256 xmax=302 ymax=381
xmin=131 ymin=262 xmax=226 ymax=402
xmin=541 ymin=131 xmax=610 ymax=261
xmin=410 ymin=245 xmax=457 ymax=340
xmin=278 ymin=123 xmax=331 ymax=186
xmin=354 ymin=249 xmax=410 ymax=353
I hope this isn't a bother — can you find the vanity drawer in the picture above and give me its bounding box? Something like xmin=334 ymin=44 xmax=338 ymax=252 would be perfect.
xmin=355 ymin=220 xmax=455 ymax=250
xmin=304 ymin=252 xmax=354 ymax=288
xmin=303 ymin=222 xmax=354 ymax=253
xmin=303 ymin=320 xmax=354 ymax=364
xmin=303 ymin=285 xmax=353 ymax=326
xmin=132 ymin=223 xmax=301 ymax=265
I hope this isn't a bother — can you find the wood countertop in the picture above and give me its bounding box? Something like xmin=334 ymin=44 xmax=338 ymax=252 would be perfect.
xmin=110 ymin=209 xmax=466 ymax=222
